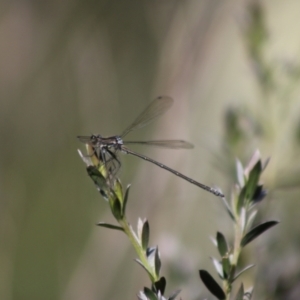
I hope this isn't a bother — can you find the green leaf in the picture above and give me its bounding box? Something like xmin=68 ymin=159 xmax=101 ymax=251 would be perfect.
xmin=216 ymin=232 xmax=228 ymax=257
xmin=211 ymin=257 xmax=224 ymax=279
xmin=153 ymin=277 xmax=166 ymax=295
xmin=86 ymin=166 xmax=109 ymax=197
xmin=122 ymin=184 xmax=131 ymax=215
xmin=245 ymin=150 xmax=261 ymax=175
xmin=135 ymin=259 xmax=152 ymax=278
xmin=233 ymin=264 xmax=255 ymax=281
xmin=240 ymin=207 xmax=246 ymax=232
xmin=137 ymin=291 xmax=148 ymax=300
xmin=237 ymin=186 xmax=246 ymax=213
xmin=137 ymin=218 xmax=143 ymax=241
xmin=141 ymin=220 xmax=150 ymax=251
xmin=154 ymin=247 xmax=161 ymax=277
xmin=221 ymin=196 xmax=235 ymax=221
xmin=199 ymin=270 xmax=226 ymax=300
xmin=236 ymin=159 xmax=245 ymax=187
xmin=143 ymin=287 xmax=157 ymax=300
xmin=145 ymin=247 xmax=157 ymax=276
xmin=114 ymin=178 xmax=124 ymax=208
xmin=245 ymin=160 xmax=262 ymax=201
xmin=245 ymin=210 xmax=258 ymax=232
xmin=234 ymin=283 xmax=244 ymax=300
xmin=241 ymin=220 xmax=279 ymax=247
xmin=111 ymin=196 xmax=122 ymax=221
xmin=96 ymin=222 xmax=124 ymax=231
xmin=222 ymin=256 xmax=231 ymax=279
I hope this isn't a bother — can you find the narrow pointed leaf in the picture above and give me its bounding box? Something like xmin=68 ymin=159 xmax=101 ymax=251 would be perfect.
xmin=143 ymin=287 xmax=157 ymax=300
xmin=134 ymin=259 xmax=152 ymax=278
xmin=234 ymin=283 xmax=244 ymax=300
xmin=237 ymin=186 xmax=246 ymax=213
xmin=111 ymin=196 xmax=122 ymax=221
xmin=114 ymin=178 xmax=124 ymax=209
xmin=96 ymin=222 xmax=124 ymax=231
xmin=86 ymin=165 xmax=109 ymax=196
xmin=211 ymin=257 xmax=224 ymax=279
xmin=245 ymin=160 xmax=262 ymax=200
xmin=244 ymin=150 xmax=261 ymax=176
xmin=241 ymin=221 xmax=279 ymax=247
xmin=137 ymin=218 xmax=143 ymax=241
xmin=147 ymin=247 xmax=156 ymax=270
xmin=233 ymin=264 xmax=255 ymax=281
xmin=222 ymin=256 xmax=231 ymax=279
xmin=236 ymin=159 xmax=245 ymax=187
xmin=156 ymin=290 xmax=163 ymax=300
xmin=246 ymin=210 xmax=258 ymax=232
xmin=199 ymin=270 xmax=226 ymax=300
xmin=210 ymin=236 xmax=218 ymax=247
xmin=153 ymin=277 xmax=166 ymax=295
xmin=141 ymin=220 xmax=150 ymax=251
xmin=216 ymin=232 xmax=228 ymax=257
xmin=122 ymin=184 xmax=131 ymax=215
xmin=129 ymin=223 xmax=140 ymax=244
xmin=221 ymin=196 xmax=235 ymax=221
xmin=154 ymin=247 xmax=161 ymax=277
xmin=240 ymin=207 xmax=246 ymax=232
xmin=137 ymin=291 xmax=148 ymax=300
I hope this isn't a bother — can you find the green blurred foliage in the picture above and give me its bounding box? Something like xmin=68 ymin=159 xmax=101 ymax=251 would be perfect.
xmin=0 ymin=0 xmax=300 ymax=299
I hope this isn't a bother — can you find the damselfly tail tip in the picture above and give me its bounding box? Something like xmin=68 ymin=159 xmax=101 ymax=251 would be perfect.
xmin=209 ymin=187 xmax=224 ymax=198
xmin=214 ymin=189 xmax=225 ymax=198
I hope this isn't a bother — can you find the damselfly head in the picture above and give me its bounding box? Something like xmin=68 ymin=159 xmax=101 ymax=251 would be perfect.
xmin=116 ymin=136 xmax=123 ymax=145
xmin=90 ymin=134 xmax=102 ymax=144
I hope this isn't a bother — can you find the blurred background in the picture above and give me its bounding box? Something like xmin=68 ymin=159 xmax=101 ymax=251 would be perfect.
xmin=1 ymin=0 xmax=300 ymax=299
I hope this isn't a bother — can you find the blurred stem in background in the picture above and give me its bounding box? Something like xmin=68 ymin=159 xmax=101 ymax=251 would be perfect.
xmin=199 ymin=150 xmax=278 ymax=300
xmin=222 ymin=2 xmax=300 ymax=299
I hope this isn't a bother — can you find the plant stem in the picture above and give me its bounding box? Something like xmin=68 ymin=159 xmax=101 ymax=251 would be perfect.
xmin=119 ymin=217 xmax=158 ymax=283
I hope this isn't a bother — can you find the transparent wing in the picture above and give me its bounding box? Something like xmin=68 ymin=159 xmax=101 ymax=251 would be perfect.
xmin=123 ymin=140 xmax=194 ymax=149
xmin=120 ymin=96 xmax=173 ymax=138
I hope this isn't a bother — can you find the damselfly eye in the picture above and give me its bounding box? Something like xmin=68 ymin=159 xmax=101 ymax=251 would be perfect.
xmin=116 ymin=136 xmax=123 ymax=144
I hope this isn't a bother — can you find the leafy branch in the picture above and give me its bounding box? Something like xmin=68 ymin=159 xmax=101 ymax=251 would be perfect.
xmin=199 ymin=150 xmax=279 ymax=300
xmin=78 ymin=144 xmax=180 ymax=300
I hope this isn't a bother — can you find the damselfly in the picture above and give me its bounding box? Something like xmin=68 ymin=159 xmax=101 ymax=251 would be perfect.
xmin=78 ymin=96 xmax=224 ymax=197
